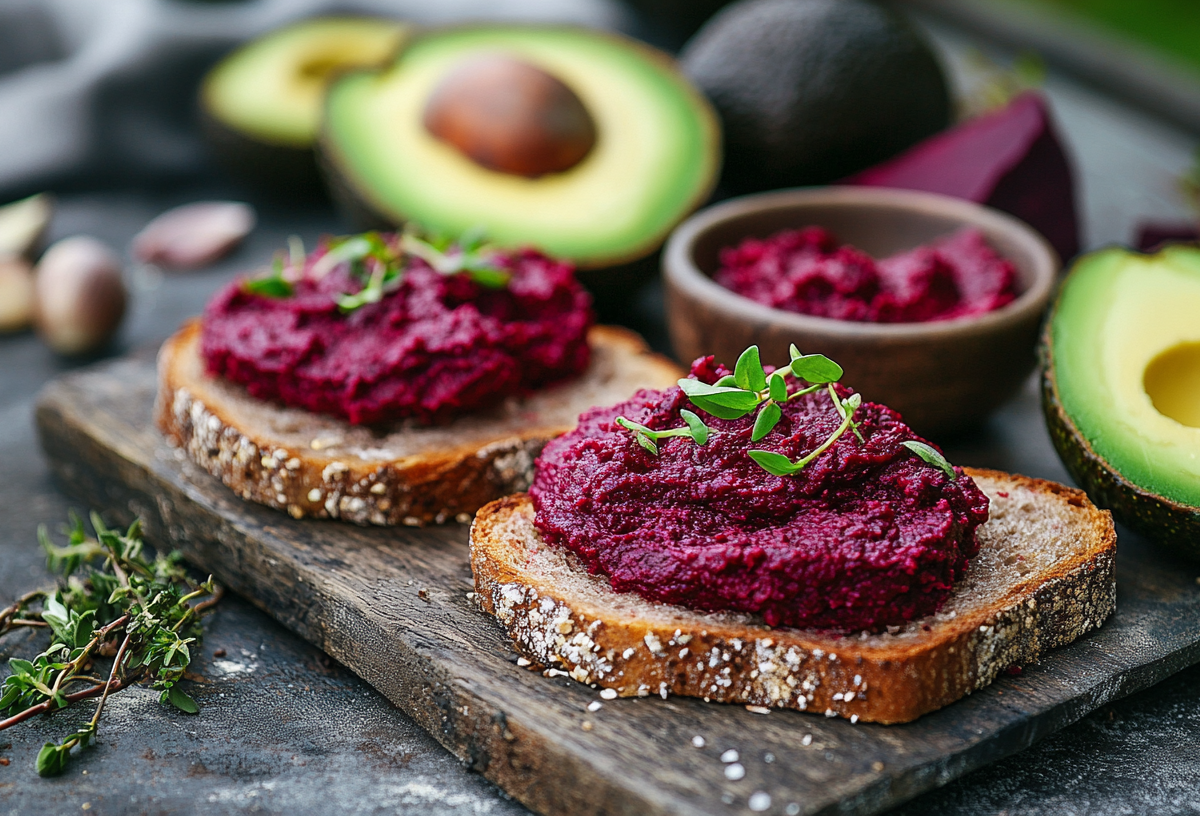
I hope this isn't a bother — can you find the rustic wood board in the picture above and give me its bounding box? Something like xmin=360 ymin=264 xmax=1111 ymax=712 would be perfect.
xmin=34 ymin=356 xmax=1200 ymax=816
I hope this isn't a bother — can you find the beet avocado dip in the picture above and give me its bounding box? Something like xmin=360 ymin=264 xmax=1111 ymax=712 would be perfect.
xmin=530 ymin=354 xmax=991 ymax=632
xmin=715 ymin=226 xmax=1019 ymax=323
xmin=201 ymin=232 xmax=593 ymax=425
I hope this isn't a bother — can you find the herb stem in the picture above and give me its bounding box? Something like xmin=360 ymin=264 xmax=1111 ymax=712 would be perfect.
xmin=0 ymin=590 xmax=47 ymax=635
xmin=793 ymin=395 xmax=861 ymax=470
xmin=172 ymin=584 xmax=223 ymax=634
xmin=89 ymin=634 xmax=131 ymax=730
xmin=0 ymin=671 xmax=140 ymax=733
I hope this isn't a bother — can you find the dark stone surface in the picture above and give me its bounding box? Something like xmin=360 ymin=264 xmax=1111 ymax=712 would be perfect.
xmin=1 ymin=18 xmax=1200 ymax=816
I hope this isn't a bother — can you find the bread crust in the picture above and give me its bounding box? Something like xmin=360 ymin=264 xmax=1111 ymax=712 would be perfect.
xmin=155 ymin=320 xmax=682 ymax=526
xmin=470 ymin=469 xmax=1116 ymax=724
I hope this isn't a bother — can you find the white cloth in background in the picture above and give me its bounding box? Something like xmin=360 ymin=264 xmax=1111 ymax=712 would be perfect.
xmin=0 ymin=0 xmax=630 ymax=196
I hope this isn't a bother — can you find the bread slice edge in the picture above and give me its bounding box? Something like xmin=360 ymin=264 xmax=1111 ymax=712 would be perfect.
xmin=155 ymin=320 xmax=683 ymax=526
xmin=469 ymin=468 xmax=1117 ymax=724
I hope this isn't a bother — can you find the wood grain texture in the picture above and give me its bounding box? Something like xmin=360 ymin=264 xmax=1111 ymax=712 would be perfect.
xmin=34 ymin=356 xmax=1200 ymax=816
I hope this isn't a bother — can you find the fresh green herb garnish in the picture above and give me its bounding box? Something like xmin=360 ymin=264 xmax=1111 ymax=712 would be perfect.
xmin=615 ymin=409 xmax=709 ymax=454
xmin=243 ymin=255 xmax=293 ymax=298
xmin=401 ymin=228 xmax=511 ymax=290
xmin=901 ymin=440 xmax=957 ymax=480
xmin=616 ymin=343 xmax=866 ymax=476
xmin=0 ymin=513 xmax=221 ymax=777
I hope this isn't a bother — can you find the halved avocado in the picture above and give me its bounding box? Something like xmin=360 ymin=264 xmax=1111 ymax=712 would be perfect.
xmin=319 ymin=26 xmax=720 ymax=271
xmin=201 ymin=17 xmax=409 ymax=197
xmin=1042 ymin=245 xmax=1200 ymax=557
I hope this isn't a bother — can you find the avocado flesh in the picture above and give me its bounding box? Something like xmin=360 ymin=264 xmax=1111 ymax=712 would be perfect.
xmin=203 ymin=17 xmax=408 ymax=148
xmin=1044 ymin=245 xmax=1200 ymax=553
xmin=321 ymin=27 xmax=719 ymax=267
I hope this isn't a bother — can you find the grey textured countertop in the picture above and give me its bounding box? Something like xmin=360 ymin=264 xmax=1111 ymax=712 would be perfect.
xmin=2 ymin=15 xmax=1200 ymax=816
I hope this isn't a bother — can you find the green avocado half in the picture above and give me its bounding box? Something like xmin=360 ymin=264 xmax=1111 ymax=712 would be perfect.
xmin=1041 ymin=245 xmax=1200 ymax=556
xmin=201 ymin=17 xmax=409 ymax=197
xmin=319 ymin=26 xmax=721 ymax=270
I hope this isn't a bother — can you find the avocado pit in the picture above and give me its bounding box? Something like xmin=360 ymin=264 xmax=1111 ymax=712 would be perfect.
xmin=422 ymin=55 xmax=597 ymax=177
xmin=1144 ymin=341 xmax=1200 ymax=428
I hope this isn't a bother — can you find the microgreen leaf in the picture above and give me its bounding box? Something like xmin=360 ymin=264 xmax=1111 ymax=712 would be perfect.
xmin=41 ymin=596 xmax=70 ymax=643
xmin=768 ymin=372 xmax=787 ymax=402
xmin=635 ymin=432 xmax=658 ymax=455
xmin=714 ymin=375 xmax=738 ymax=388
xmin=687 ymin=395 xmax=755 ymax=420
xmin=465 ymin=264 xmax=511 ymax=289
xmin=680 ymin=409 xmax=709 ymax=445
xmin=901 ymin=440 xmax=957 ymax=480
xmin=734 ymin=345 xmax=767 ymax=392
xmin=748 ymin=450 xmax=802 ymax=476
xmin=790 ymin=354 xmax=843 ymax=384
xmin=677 ymin=379 xmax=760 ymax=411
xmin=751 ymin=401 xmax=782 ymax=442
xmin=615 ymin=417 xmax=653 ymax=436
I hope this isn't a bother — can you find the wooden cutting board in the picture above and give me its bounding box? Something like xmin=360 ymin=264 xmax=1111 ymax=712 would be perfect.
xmin=34 ymin=355 xmax=1200 ymax=816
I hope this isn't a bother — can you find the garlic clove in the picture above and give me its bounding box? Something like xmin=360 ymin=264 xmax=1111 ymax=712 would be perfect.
xmin=0 ymin=257 xmax=35 ymax=333
xmin=133 ymin=201 xmax=256 ymax=270
xmin=34 ymin=236 xmax=127 ymax=356
xmin=0 ymin=193 xmax=53 ymax=260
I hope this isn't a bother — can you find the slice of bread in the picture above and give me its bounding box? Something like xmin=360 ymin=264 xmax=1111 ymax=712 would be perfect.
xmin=470 ymin=469 xmax=1116 ymax=724
xmin=155 ymin=320 xmax=682 ymax=526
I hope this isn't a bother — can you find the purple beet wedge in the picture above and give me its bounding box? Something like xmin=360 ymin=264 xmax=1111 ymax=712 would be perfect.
xmin=847 ymin=92 xmax=1079 ymax=262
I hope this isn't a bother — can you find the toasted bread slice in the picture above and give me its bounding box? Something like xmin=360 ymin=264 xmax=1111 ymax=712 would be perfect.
xmin=155 ymin=320 xmax=682 ymax=526
xmin=470 ymin=469 xmax=1116 ymax=724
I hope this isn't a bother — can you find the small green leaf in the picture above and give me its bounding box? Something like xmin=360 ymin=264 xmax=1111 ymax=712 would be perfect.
xmin=615 ymin=416 xmax=653 ymax=435
xmin=466 ymin=265 xmax=511 ymax=289
xmin=751 ymin=402 xmax=782 ymax=442
xmin=634 ymin=432 xmax=658 ymax=455
xmin=748 ymin=450 xmax=802 ymax=476
xmin=789 ymin=343 xmax=802 ymax=360
xmin=768 ymin=372 xmax=787 ymax=402
xmin=734 ymin=346 xmax=767 ymax=392
xmin=243 ymin=275 xmax=293 ymax=298
xmin=790 ymin=354 xmax=844 ymax=384
xmin=901 ymin=440 xmax=957 ymax=480
xmin=679 ymin=409 xmax=709 ymax=445
xmin=714 ymin=375 xmax=737 ymax=388
xmin=687 ymin=395 xmax=755 ymax=420
xmin=36 ymin=743 xmax=67 ymax=777
xmin=678 ymin=379 xmax=760 ymax=413
xmin=167 ymin=685 xmax=199 ymax=714
xmin=42 ymin=595 xmax=70 ymax=642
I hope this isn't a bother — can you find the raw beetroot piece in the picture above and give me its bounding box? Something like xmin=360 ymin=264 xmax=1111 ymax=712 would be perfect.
xmin=846 ymin=92 xmax=1079 ymax=261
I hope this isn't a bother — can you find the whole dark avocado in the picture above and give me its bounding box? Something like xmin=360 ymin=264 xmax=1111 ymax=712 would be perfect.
xmin=1041 ymin=245 xmax=1200 ymax=558
xmin=680 ymin=0 xmax=950 ymax=192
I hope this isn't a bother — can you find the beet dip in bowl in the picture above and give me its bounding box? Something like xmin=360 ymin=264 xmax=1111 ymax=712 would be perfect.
xmin=663 ymin=187 xmax=1057 ymax=436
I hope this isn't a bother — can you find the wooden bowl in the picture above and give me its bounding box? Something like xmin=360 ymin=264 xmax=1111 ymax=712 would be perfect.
xmin=663 ymin=187 xmax=1059 ymax=437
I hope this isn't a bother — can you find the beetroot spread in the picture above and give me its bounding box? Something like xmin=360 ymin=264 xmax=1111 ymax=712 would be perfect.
xmin=714 ymin=226 xmax=1019 ymax=323
xmin=202 ymin=236 xmax=593 ymax=425
xmin=530 ymin=358 xmax=991 ymax=632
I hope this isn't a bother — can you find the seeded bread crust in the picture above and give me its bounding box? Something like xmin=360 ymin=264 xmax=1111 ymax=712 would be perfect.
xmin=470 ymin=469 xmax=1117 ymax=724
xmin=155 ymin=320 xmax=682 ymax=526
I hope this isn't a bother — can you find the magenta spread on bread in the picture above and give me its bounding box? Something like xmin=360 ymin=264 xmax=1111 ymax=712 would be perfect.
xmin=201 ymin=232 xmax=593 ymax=425
xmin=530 ymin=356 xmax=991 ymax=632
xmin=715 ymin=226 xmax=1019 ymax=323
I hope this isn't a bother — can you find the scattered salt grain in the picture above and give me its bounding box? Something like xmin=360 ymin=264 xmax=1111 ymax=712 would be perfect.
xmin=587 ymin=701 xmax=602 ymax=712
xmin=748 ymin=792 xmax=771 ymax=812
xmin=691 ymin=736 xmax=706 ymax=748
xmin=600 ymin=688 xmax=618 ymax=700
xmin=724 ymin=763 xmax=746 ymax=781
xmin=720 ymin=749 xmax=739 ymax=763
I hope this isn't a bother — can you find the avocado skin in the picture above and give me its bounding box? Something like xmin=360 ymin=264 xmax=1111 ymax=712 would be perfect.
xmin=681 ymin=0 xmax=950 ymax=192
xmin=201 ymin=106 xmax=327 ymax=201
xmin=1040 ymin=313 xmax=1200 ymax=559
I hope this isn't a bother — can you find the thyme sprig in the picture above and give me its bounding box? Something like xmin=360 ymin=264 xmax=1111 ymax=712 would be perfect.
xmin=0 ymin=512 xmax=221 ymax=777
